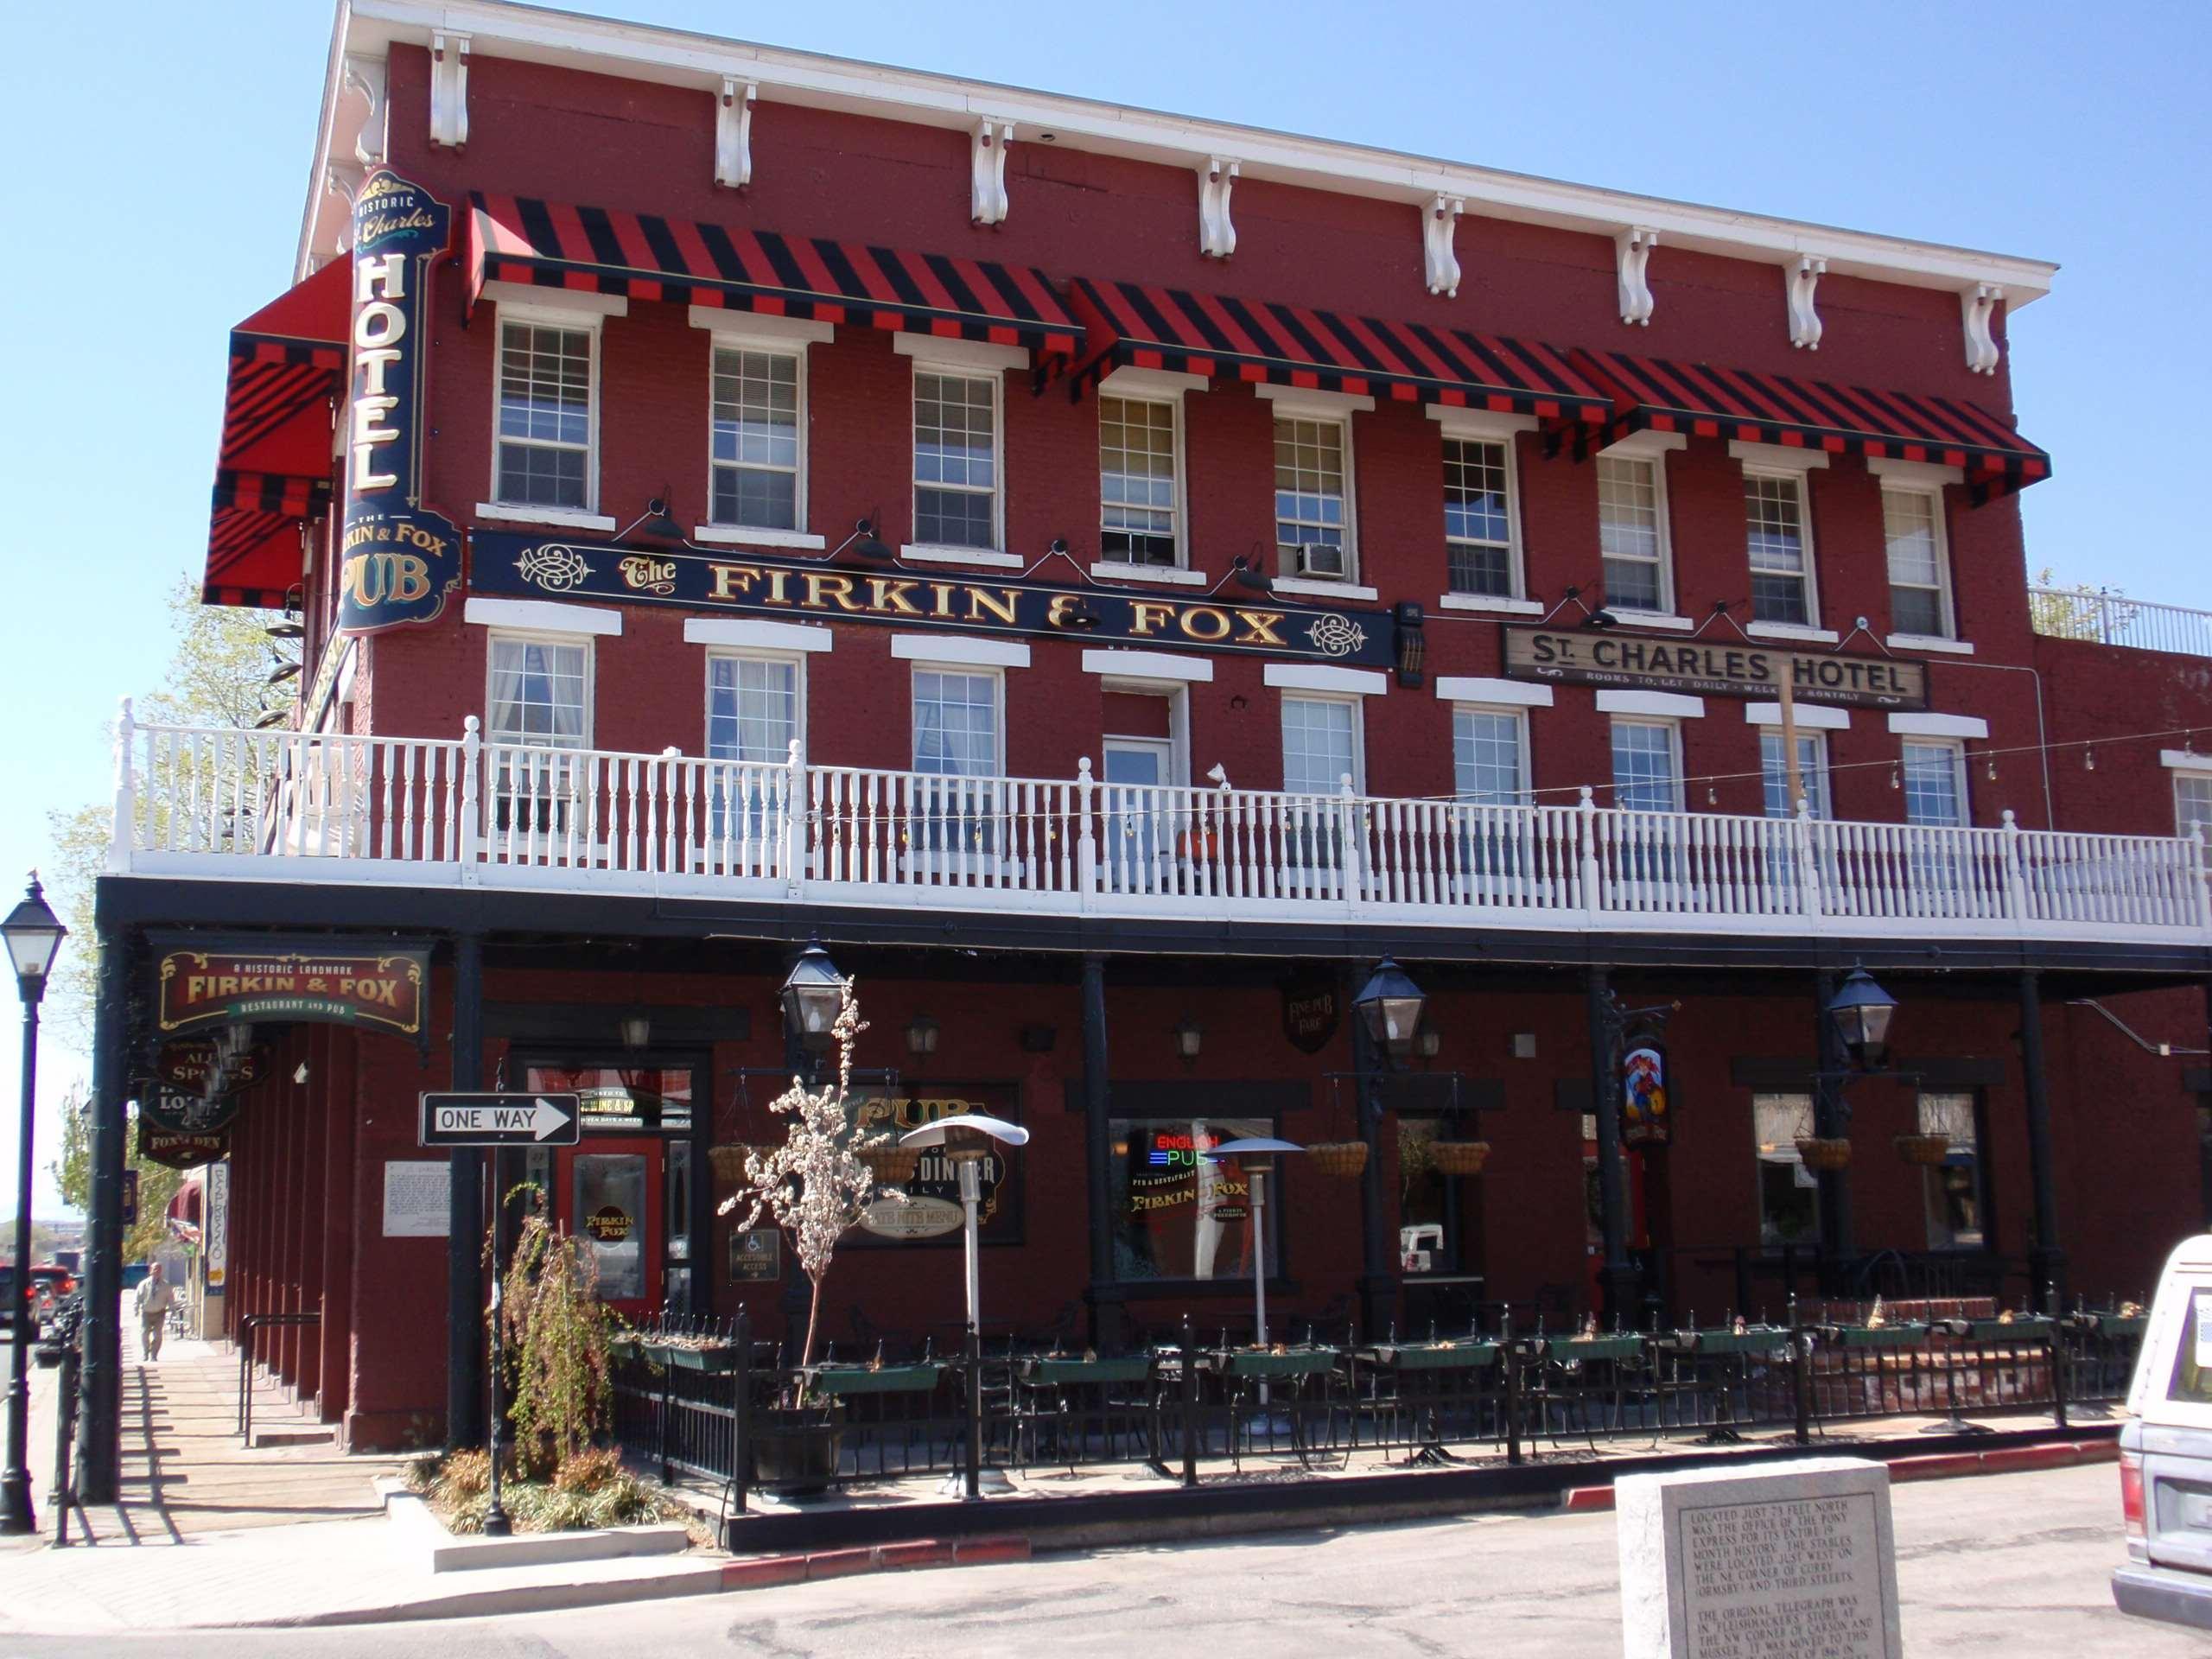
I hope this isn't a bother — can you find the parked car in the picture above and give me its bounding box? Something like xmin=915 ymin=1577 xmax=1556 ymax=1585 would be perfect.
xmin=2115 ymin=1234 xmax=2212 ymax=1630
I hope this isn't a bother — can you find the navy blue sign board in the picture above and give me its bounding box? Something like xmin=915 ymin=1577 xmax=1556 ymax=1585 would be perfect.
xmin=418 ymin=1092 xmax=583 ymax=1147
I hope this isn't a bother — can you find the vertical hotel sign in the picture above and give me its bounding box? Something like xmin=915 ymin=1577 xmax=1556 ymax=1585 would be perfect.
xmin=339 ymin=169 xmax=461 ymax=632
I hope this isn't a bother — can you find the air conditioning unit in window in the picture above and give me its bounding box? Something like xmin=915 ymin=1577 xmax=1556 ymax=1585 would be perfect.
xmin=1293 ymin=542 xmax=1347 ymax=580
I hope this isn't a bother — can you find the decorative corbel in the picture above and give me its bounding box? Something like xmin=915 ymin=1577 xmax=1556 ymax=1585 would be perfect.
xmin=1615 ymin=226 xmax=1658 ymax=326
xmin=429 ymin=30 xmax=470 ymax=150
xmin=971 ymin=118 xmax=1013 ymax=226
xmin=1424 ymin=194 xmax=1464 ymax=297
xmin=1961 ymin=282 xmax=2004 ymax=375
xmin=1198 ymin=157 xmax=1240 ymax=259
xmin=1785 ymin=254 xmax=1827 ymax=350
xmin=342 ymin=51 xmax=388 ymax=168
xmin=324 ymin=163 xmax=363 ymax=250
xmin=716 ymin=78 xmax=756 ymax=189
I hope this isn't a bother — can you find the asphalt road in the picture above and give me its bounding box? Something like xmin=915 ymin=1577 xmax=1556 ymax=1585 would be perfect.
xmin=3 ymin=1461 xmax=2196 ymax=1657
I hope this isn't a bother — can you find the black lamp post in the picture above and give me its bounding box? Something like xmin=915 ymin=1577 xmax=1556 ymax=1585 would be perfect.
xmin=1826 ymin=965 xmax=1898 ymax=1072
xmin=3 ymin=874 xmax=66 ymax=1535
xmin=780 ymin=937 xmax=845 ymax=1077
xmin=1353 ymin=957 xmax=1427 ymax=1071
xmin=1350 ymin=957 xmax=1425 ymax=1344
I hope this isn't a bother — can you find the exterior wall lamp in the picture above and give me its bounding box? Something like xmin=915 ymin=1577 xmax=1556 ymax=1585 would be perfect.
xmin=779 ymin=936 xmax=846 ymax=1053
xmin=618 ymin=1014 xmax=652 ymax=1051
xmin=1353 ymin=956 xmax=1428 ymax=1064
xmin=906 ymin=1013 xmax=941 ymax=1057
xmin=1173 ymin=1015 xmax=1203 ymax=1067
xmin=1826 ymin=964 xmax=1898 ymax=1071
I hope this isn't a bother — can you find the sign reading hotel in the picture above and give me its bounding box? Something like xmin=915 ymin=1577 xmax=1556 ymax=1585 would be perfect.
xmin=474 ymin=530 xmax=1399 ymax=669
xmin=156 ymin=948 xmax=428 ymax=1037
xmin=1502 ymin=626 xmax=1928 ymax=709
xmin=338 ymin=168 xmax=461 ymax=632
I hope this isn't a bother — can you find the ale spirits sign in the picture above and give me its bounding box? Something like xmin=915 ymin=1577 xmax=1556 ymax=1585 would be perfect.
xmin=339 ymin=169 xmax=461 ymax=632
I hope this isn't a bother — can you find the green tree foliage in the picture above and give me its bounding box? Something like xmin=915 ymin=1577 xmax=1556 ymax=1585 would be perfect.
xmin=48 ymin=1085 xmax=182 ymax=1262
xmin=497 ymin=1189 xmax=617 ymax=1479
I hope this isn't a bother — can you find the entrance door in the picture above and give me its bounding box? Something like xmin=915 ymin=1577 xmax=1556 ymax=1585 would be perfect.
xmin=1102 ymin=737 xmax=1174 ymax=890
xmin=556 ymin=1139 xmax=664 ymax=1322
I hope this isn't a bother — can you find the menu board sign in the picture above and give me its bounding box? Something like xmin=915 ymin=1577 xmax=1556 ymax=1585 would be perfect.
xmin=849 ymin=1084 xmax=1022 ymax=1246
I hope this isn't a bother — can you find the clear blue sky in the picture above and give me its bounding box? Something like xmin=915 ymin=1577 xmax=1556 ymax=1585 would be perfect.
xmin=1 ymin=0 xmax=2204 ymax=1217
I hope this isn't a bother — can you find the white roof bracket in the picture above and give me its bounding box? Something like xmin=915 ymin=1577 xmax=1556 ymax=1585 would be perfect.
xmin=972 ymin=118 xmax=1013 ymax=226
xmin=429 ymin=30 xmax=470 ymax=149
xmin=1425 ymin=193 xmax=1464 ymax=297
xmin=1786 ymin=254 xmax=1827 ymax=350
xmin=1198 ymin=156 xmax=1240 ymax=259
xmin=715 ymin=78 xmax=756 ymax=189
xmin=1616 ymin=226 xmax=1658 ymax=326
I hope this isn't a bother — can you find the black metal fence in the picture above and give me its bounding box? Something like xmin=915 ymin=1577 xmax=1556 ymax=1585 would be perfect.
xmin=607 ymin=1298 xmax=2147 ymax=1512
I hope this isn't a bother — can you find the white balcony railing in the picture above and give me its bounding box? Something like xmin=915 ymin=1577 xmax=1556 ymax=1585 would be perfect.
xmin=2029 ymin=587 xmax=2212 ymax=658
xmin=107 ymin=706 xmax=2212 ymax=945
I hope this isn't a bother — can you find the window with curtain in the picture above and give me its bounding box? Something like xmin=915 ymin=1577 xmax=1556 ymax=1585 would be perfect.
xmin=912 ymin=669 xmax=1000 ymax=855
xmin=2174 ymin=773 xmax=2212 ymax=840
xmin=1760 ymin=731 xmax=1831 ymax=819
xmin=1744 ymin=472 xmax=1813 ymax=625
xmin=1610 ymin=720 xmax=1680 ymax=812
xmin=709 ymin=347 xmax=801 ymax=531
xmin=1754 ymin=1093 xmax=1818 ymax=1248
xmin=486 ymin=635 xmax=588 ymax=833
xmin=1443 ymin=437 xmax=1515 ymax=598
xmin=495 ymin=321 xmax=594 ymax=510
xmin=1902 ymin=741 xmax=1966 ymax=827
xmin=707 ymin=654 xmax=798 ymax=846
xmin=1883 ymin=487 xmax=1951 ymax=639
xmin=1098 ymin=397 xmax=1179 ymax=566
xmin=913 ymin=372 xmax=999 ymax=548
xmin=1599 ymin=455 xmax=1668 ymax=613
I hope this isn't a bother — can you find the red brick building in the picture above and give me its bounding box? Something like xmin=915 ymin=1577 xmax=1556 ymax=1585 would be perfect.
xmin=67 ymin=0 xmax=2212 ymax=1479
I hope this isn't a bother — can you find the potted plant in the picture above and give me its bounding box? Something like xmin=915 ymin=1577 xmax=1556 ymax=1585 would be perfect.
xmin=1894 ymin=1132 xmax=1949 ymax=1166
xmin=1796 ymin=1135 xmax=1853 ymax=1172
xmin=720 ymin=982 xmax=899 ymax=1493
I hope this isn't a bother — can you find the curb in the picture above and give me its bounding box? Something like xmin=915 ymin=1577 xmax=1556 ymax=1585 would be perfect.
xmin=721 ymin=1535 xmax=1031 ymax=1594
xmin=1557 ymin=1434 xmax=2119 ymax=1514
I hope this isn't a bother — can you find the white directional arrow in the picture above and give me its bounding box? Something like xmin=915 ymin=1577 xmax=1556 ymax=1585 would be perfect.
xmin=529 ymin=1096 xmax=569 ymax=1141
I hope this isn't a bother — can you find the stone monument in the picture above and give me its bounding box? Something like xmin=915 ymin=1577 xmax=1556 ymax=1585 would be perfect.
xmin=1616 ymin=1457 xmax=1901 ymax=1658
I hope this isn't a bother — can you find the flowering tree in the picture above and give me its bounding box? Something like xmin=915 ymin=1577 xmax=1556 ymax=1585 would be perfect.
xmin=719 ymin=984 xmax=893 ymax=1370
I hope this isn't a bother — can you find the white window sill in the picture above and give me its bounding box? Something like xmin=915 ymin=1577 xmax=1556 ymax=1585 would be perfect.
xmin=1608 ymin=609 xmax=1695 ymax=632
xmin=1089 ymin=562 xmax=1209 ymax=588
xmin=900 ymin=544 xmax=1025 ymax=569
xmin=1745 ymin=621 xmax=1840 ymax=645
xmin=1436 ymin=593 xmax=1543 ymax=616
xmin=1885 ymin=632 xmax=1974 ymax=656
xmin=1274 ymin=575 xmax=1379 ymax=602
xmin=690 ymin=525 xmax=829 ymax=550
xmin=475 ymin=504 xmax=618 ymax=533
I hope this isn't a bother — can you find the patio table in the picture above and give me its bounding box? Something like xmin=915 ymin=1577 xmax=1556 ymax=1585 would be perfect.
xmin=1199 ymin=1347 xmax=1343 ymax=1471
xmin=1356 ymin=1340 xmax=1503 ymax=1464
xmin=1659 ymin=1328 xmax=1790 ymax=1444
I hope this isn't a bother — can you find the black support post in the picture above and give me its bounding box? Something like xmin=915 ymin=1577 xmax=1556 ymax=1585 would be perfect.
xmin=1586 ymin=966 xmax=1637 ymax=1327
xmin=1350 ymin=962 xmax=1395 ymax=1345
xmin=1812 ymin=969 xmax=1854 ymax=1299
xmin=1079 ymin=955 xmax=1124 ymax=1352
xmin=2018 ymin=969 xmax=2066 ymax=1312
xmin=446 ymin=932 xmax=485 ymax=1451
xmin=73 ymin=913 xmax=128 ymax=1505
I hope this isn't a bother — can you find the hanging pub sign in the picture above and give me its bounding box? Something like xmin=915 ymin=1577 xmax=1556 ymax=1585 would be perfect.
xmin=848 ymin=1084 xmax=1023 ymax=1246
xmin=472 ymin=529 xmax=1402 ymax=670
xmin=1501 ymin=626 xmax=1928 ymax=710
xmin=1281 ymin=971 xmax=1340 ymax=1055
xmin=155 ymin=1038 xmax=273 ymax=1097
xmin=139 ymin=1122 xmax=229 ymax=1171
xmin=1621 ymin=1043 xmax=1671 ymax=1147
xmin=338 ymin=168 xmax=461 ymax=633
xmin=156 ymin=946 xmax=428 ymax=1038
xmin=141 ymin=1087 xmax=246 ymax=1138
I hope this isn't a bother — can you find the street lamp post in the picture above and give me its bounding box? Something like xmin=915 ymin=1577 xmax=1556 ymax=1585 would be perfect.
xmin=780 ymin=936 xmax=846 ymax=1085
xmin=3 ymin=874 xmax=67 ymax=1536
xmin=1351 ymin=957 xmax=1426 ymax=1342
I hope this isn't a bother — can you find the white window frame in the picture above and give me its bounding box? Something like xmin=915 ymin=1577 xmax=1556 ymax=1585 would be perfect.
xmin=1280 ymin=692 xmax=1365 ymax=797
xmin=1451 ymin=703 xmax=1532 ymax=806
xmin=690 ymin=308 xmax=832 ymax=550
xmin=909 ymin=664 xmax=1007 ymax=778
xmin=702 ymin=648 xmax=807 ymax=766
xmin=902 ymin=341 xmax=1019 ymax=561
xmin=2174 ymin=771 xmax=2212 ymax=841
xmin=1095 ymin=391 xmax=1189 ymax=572
xmin=482 ymin=628 xmax=595 ymax=750
xmin=1900 ymin=737 xmax=1970 ymax=828
xmin=1608 ymin=717 xmax=1684 ymax=813
xmin=1597 ymin=452 xmax=1676 ymax=618
xmin=1264 ymin=388 xmax=1363 ymax=589
xmin=1758 ymin=727 xmax=1832 ymax=819
xmin=482 ymin=298 xmax=613 ymax=529
xmin=1100 ymin=682 xmax=1191 ymax=789
xmin=1738 ymin=464 xmax=1821 ymax=632
xmin=1878 ymin=482 xmax=1956 ymax=643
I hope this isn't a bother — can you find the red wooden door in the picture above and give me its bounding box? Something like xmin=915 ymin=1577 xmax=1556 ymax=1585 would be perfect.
xmin=556 ymin=1139 xmax=664 ymax=1323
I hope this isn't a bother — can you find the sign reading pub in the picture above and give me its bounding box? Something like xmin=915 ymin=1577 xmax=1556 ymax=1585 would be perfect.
xmin=1502 ymin=626 xmax=1928 ymax=709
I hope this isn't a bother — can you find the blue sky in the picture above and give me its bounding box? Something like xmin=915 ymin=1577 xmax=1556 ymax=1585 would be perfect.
xmin=1 ymin=0 xmax=2204 ymax=1217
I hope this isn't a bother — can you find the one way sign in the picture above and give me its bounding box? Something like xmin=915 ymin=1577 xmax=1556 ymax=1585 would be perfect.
xmin=418 ymin=1091 xmax=582 ymax=1147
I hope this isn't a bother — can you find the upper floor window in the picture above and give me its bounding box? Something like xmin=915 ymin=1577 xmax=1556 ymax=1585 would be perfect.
xmin=1452 ymin=707 xmax=1528 ymax=805
xmin=1610 ymin=719 xmax=1681 ymax=813
xmin=1883 ymin=486 xmax=1953 ymax=639
xmin=707 ymin=653 xmax=800 ymax=764
xmin=1760 ymin=730 xmax=1831 ymax=819
xmin=1274 ymin=416 xmax=1352 ymax=581
xmin=2176 ymin=772 xmax=2212 ymax=840
xmin=1442 ymin=438 xmax=1517 ymax=599
xmin=1099 ymin=397 xmax=1180 ymax=567
xmin=1901 ymin=739 xmax=1967 ymax=827
xmin=1743 ymin=471 xmax=1814 ymax=626
xmin=710 ymin=348 xmax=801 ymax=532
xmin=486 ymin=633 xmax=590 ymax=749
xmin=912 ymin=668 xmax=1001 ymax=776
xmin=1599 ymin=455 xmax=1670 ymax=613
xmin=495 ymin=321 xmax=596 ymax=512
xmin=913 ymin=372 xmax=1000 ymax=550
xmin=1281 ymin=695 xmax=1361 ymax=796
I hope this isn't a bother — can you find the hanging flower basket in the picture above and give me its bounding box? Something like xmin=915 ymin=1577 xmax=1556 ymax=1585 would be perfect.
xmin=709 ymin=1144 xmax=758 ymax=1186
xmin=1306 ymin=1141 xmax=1370 ymax=1178
xmin=1796 ymin=1136 xmax=1853 ymax=1172
xmin=1894 ymin=1133 xmax=1950 ymax=1167
xmin=855 ymin=1142 xmax=921 ymax=1185
xmin=1430 ymin=1140 xmax=1492 ymax=1177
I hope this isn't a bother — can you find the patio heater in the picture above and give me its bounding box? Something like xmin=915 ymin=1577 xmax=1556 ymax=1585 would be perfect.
xmin=1206 ymin=1137 xmax=1304 ymax=1402
xmin=898 ymin=1112 xmax=1030 ymax=1498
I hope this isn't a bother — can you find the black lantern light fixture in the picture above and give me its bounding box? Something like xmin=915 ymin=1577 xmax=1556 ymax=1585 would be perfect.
xmin=906 ymin=1013 xmax=941 ymax=1058
xmin=779 ymin=936 xmax=846 ymax=1053
xmin=1173 ymin=1014 xmax=1203 ymax=1068
xmin=830 ymin=517 xmax=893 ymax=561
xmin=1827 ymin=964 xmax=1898 ymax=1071
xmin=639 ymin=496 xmax=684 ymax=539
xmin=1353 ymin=956 xmax=1427 ymax=1062
xmin=3 ymin=874 xmax=67 ymax=1535
xmin=618 ymin=1014 xmax=652 ymax=1051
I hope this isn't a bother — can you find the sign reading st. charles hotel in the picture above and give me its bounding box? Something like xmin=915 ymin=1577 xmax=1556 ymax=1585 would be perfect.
xmin=1502 ymin=625 xmax=1928 ymax=709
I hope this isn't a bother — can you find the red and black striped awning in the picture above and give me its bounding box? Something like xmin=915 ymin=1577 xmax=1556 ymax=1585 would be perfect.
xmin=1572 ymin=348 xmax=2051 ymax=499
xmin=206 ymin=258 xmax=348 ymax=609
xmin=467 ymin=194 xmax=1082 ymax=359
xmin=1065 ymin=277 xmax=1611 ymax=423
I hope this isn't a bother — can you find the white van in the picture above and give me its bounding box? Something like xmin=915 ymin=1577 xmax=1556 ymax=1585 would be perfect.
xmin=2115 ymin=1234 xmax=2212 ymax=1630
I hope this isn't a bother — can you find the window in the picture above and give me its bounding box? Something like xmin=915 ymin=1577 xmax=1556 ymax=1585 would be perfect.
xmin=1902 ymin=740 xmax=1967 ymax=827
xmin=1443 ymin=437 xmax=1516 ymax=598
xmin=1754 ymin=1094 xmax=1819 ymax=1249
xmin=706 ymin=654 xmax=800 ymax=847
xmin=1760 ymin=731 xmax=1831 ymax=819
xmin=912 ymin=669 xmax=1001 ymax=777
xmin=1610 ymin=719 xmax=1681 ymax=812
xmin=709 ymin=347 xmax=801 ymax=531
xmin=1883 ymin=487 xmax=1951 ymax=639
xmin=2175 ymin=773 xmax=2212 ymax=840
xmin=1452 ymin=708 xmax=1528 ymax=805
xmin=913 ymin=372 xmax=1000 ymax=549
xmin=1109 ymin=1116 xmax=1280 ymax=1282
xmin=1099 ymin=397 xmax=1179 ymax=566
xmin=1599 ymin=455 xmax=1669 ymax=613
xmin=1918 ymin=1093 xmax=1984 ymax=1249
xmin=486 ymin=634 xmax=589 ymax=833
xmin=495 ymin=321 xmax=595 ymax=510
xmin=1281 ymin=696 xmax=1360 ymax=796
xmin=1744 ymin=471 xmax=1814 ymax=625
xmin=1274 ymin=416 xmax=1351 ymax=579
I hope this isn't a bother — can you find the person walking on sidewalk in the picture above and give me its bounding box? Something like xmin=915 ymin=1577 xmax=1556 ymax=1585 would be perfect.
xmin=134 ymin=1262 xmax=177 ymax=1361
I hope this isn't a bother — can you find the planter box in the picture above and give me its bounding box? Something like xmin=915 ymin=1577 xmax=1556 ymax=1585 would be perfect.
xmin=1553 ymin=1336 xmax=1645 ymax=1364
xmin=1830 ymin=1324 xmax=1929 ymax=1350
xmin=1367 ymin=1341 xmax=1500 ymax=1372
xmin=751 ymin=1411 xmax=845 ymax=1495
xmin=376 ymin=1477 xmax=691 ymax=1573
xmin=1027 ymin=1355 xmax=1153 ymax=1387
xmin=809 ymin=1362 xmax=945 ymax=1396
xmin=1686 ymin=1329 xmax=1791 ymax=1357
xmin=1965 ymin=1319 xmax=2054 ymax=1344
xmin=1221 ymin=1348 xmax=1339 ymax=1380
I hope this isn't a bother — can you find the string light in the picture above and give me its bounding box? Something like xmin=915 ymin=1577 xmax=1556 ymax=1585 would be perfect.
xmin=1985 ymin=753 xmax=1999 ymax=782
xmin=1890 ymin=766 xmax=1902 ymax=790
xmin=2084 ymin=747 xmax=2096 ymax=772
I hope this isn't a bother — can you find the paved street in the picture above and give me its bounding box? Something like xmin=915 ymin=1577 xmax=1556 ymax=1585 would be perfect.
xmin=3 ymin=1462 xmax=2192 ymax=1656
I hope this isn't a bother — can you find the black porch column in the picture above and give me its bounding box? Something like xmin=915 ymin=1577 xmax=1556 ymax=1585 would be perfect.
xmin=1812 ymin=969 xmax=1854 ymax=1298
xmin=2018 ymin=969 xmax=2066 ymax=1311
xmin=73 ymin=911 xmax=129 ymax=1503
xmin=1079 ymin=955 xmax=1124 ymax=1351
xmin=445 ymin=932 xmax=486 ymax=1451
xmin=1586 ymin=966 xmax=1637 ymax=1327
xmin=1348 ymin=962 xmax=1395 ymax=1344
